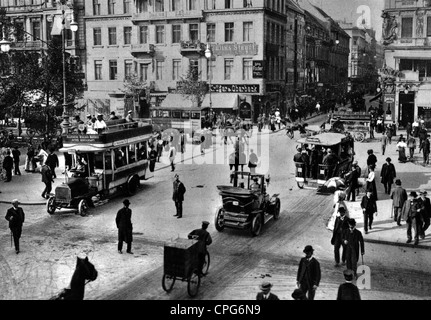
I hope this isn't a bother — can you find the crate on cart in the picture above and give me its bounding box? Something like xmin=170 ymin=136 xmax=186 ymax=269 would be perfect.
xmin=164 ymin=238 xmax=202 ymax=278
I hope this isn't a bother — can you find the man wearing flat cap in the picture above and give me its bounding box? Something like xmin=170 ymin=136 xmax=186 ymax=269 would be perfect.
xmin=336 ymin=269 xmax=361 ymax=300
xmin=188 ymin=221 xmax=212 ymax=276
xmin=380 ymin=157 xmax=396 ymax=195
xmin=391 ymin=179 xmax=407 ymax=226
xmin=5 ymin=199 xmax=25 ymax=254
xmin=419 ymin=190 xmax=430 ymax=239
xmin=115 ymin=199 xmax=133 ymax=254
xmin=256 ymin=281 xmax=279 ymax=300
xmin=296 ymin=245 xmax=321 ymax=300
xmin=401 ymin=192 xmax=423 ymax=245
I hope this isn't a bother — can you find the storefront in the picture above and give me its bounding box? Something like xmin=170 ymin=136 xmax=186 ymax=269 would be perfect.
xmin=417 ymin=88 xmax=431 ymax=128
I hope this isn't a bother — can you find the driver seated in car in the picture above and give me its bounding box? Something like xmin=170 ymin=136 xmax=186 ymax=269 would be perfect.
xmin=250 ymin=177 xmax=261 ymax=192
xmin=70 ymin=156 xmax=88 ymax=178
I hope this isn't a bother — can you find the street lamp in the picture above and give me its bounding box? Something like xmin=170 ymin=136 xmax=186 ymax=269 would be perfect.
xmin=61 ymin=9 xmax=78 ymax=135
xmin=0 ymin=24 xmax=11 ymax=53
xmin=205 ymin=44 xmax=213 ymax=112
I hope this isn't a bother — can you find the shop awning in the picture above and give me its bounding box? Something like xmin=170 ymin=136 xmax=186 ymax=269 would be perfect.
xmin=201 ymin=93 xmax=238 ymax=110
xmin=417 ymin=90 xmax=431 ymax=107
xmin=369 ymin=92 xmax=382 ymax=103
xmin=158 ymin=94 xmax=200 ymax=111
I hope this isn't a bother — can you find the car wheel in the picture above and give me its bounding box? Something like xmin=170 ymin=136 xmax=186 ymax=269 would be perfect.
xmin=126 ymin=175 xmax=140 ymax=196
xmin=46 ymin=196 xmax=56 ymax=215
xmin=214 ymin=206 xmax=225 ymax=232
xmin=78 ymin=199 xmax=88 ymax=217
xmin=251 ymin=213 xmax=263 ymax=237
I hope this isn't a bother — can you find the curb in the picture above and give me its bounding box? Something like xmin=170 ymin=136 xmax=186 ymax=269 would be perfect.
xmin=364 ymin=238 xmax=431 ymax=250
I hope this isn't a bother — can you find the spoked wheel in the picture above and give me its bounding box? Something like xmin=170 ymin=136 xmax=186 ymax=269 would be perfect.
xmin=78 ymin=199 xmax=88 ymax=217
xmin=273 ymin=198 xmax=281 ymax=220
xmin=202 ymin=251 xmax=210 ymax=276
xmin=126 ymin=175 xmax=140 ymax=196
xmin=46 ymin=196 xmax=56 ymax=215
xmin=214 ymin=207 xmax=225 ymax=232
xmin=187 ymin=269 xmax=201 ymax=298
xmin=354 ymin=132 xmax=365 ymax=143
xmin=162 ymin=273 xmax=176 ymax=293
xmin=251 ymin=213 xmax=263 ymax=237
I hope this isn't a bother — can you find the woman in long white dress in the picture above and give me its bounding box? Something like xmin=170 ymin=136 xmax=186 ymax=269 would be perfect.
xmin=327 ymin=190 xmax=350 ymax=231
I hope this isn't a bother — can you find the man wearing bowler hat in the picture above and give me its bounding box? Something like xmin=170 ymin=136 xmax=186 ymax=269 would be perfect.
xmin=419 ymin=190 xmax=430 ymax=239
xmin=188 ymin=221 xmax=212 ymax=276
xmin=401 ymin=191 xmax=423 ymax=245
xmin=5 ymin=199 xmax=25 ymax=254
xmin=256 ymin=281 xmax=279 ymax=300
xmin=296 ymin=245 xmax=321 ymax=300
xmin=391 ymin=179 xmax=408 ymax=226
xmin=115 ymin=199 xmax=133 ymax=254
xmin=342 ymin=219 xmax=364 ymax=278
xmin=336 ymin=269 xmax=361 ymax=300
xmin=380 ymin=157 xmax=396 ymax=195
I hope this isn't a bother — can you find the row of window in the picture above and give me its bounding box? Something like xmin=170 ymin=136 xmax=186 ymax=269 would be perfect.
xmin=92 ymin=0 xmax=285 ymax=16
xmin=401 ymin=16 xmax=431 ymax=38
xmin=92 ymin=22 xmax=255 ymax=46
xmin=93 ymin=57 xmax=285 ymax=81
xmin=399 ymin=59 xmax=431 ymax=80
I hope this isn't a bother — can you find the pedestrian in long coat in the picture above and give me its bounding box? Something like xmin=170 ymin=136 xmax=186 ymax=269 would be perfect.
xmin=172 ymin=174 xmax=186 ymax=219
xmin=5 ymin=199 xmax=25 ymax=254
xmin=381 ymin=132 xmax=388 ymax=156
xmin=11 ymin=146 xmax=21 ymax=176
xmin=419 ymin=190 xmax=431 ymax=238
xmin=337 ymin=269 xmax=361 ymax=300
xmin=296 ymin=245 xmax=321 ymax=300
xmin=45 ymin=148 xmax=59 ymax=179
xmin=401 ymin=192 xmax=423 ymax=245
xmin=115 ymin=199 xmax=133 ymax=254
xmin=148 ymin=145 xmax=157 ymax=172
xmin=380 ymin=157 xmax=396 ymax=195
xmin=3 ymin=150 xmax=13 ymax=182
xmin=397 ymin=138 xmax=407 ymax=163
xmin=342 ymin=219 xmax=365 ymax=278
xmin=360 ymin=191 xmax=378 ymax=234
xmin=346 ymin=161 xmax=360 ymax=202
xmin=419 ymin=135 xmax=430 ymax=165
xmin=331 ymin=207 xmax=349 ymax=267
xmin=391 ymin=179 xmax=408 ymax=226
xmin=365 ymin=164 xmax=378 ymax=201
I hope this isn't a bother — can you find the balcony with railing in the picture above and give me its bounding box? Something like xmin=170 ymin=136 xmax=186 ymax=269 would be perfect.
xmin=180 ymin=40 xmax=206 ymax=56
xmin=132 ymin=10 xmax=204 ymax=22
xmin=394 ymin=38 xmax=430 ymax=47
xmin=131 ymin=43 xmax=156 ymax=57
xmin=10 ymin=41 xmax=43 ymax=50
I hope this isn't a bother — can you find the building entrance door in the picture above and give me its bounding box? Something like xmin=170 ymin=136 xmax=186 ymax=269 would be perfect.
xmin=399 ymin=92 xmax=415 ymax=128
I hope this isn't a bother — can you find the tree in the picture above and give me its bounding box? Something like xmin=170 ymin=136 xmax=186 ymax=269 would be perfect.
xmin=121 ymin=73 xmax=149 ymax=118
xmin=176 ymin=66 xmax=208 ymax=107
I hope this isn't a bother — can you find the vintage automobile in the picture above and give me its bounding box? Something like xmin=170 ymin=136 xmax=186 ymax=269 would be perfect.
xmin=214 ymin=172 xmax=280 ymax=236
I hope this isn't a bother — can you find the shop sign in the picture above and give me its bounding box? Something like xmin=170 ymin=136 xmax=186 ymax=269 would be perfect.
xmin=212 ymin=43 xmax=258 ymax=56
xmin=210 ymin=84 xmax=260 ymax=94
xmin=253 ymin=61 xmax=264 ymax=79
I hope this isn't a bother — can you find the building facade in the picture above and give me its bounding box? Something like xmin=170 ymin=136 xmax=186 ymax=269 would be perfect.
xmin=381 ymin=0 xmax=431 ymax=128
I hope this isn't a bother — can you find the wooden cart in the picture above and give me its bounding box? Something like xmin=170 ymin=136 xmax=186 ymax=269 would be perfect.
xmin=162 ymin=238 xmax=210 ymax=297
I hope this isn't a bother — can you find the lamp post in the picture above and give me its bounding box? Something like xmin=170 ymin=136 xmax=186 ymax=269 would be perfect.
xmin=0 ymin=23 xmax=11 ymax=53
xmin=61 ymin=8 xmax=78 ymax=135
xmin=205 ymin=44 xmax=212 ymax=113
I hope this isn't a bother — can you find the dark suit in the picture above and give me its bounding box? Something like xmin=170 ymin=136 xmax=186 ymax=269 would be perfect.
xmin=346 ymin=167 xmax=360 ymax=201
xmin=188 ymin=228 xmax=213 ymax=274
xmin=116 ymin=207 xmax=133 ymax=252
xmin=296 ymin=257 xmax=321 ymax=300
xmin=3 ymin=154 xmax=13 ymax=182
xmin=420 ymin=197 xmax=431 ymax=237
xmin=380 ymin=163 xmax=396 ymax=194
xmin=361 ymin=195 xmax=377 ymax=232
xmin=173 ymin=180 xmax=186 ymax=218
xmin=401 ymin=198 xmax=423 ymax=242
xmin=366 ymin=154 xmax=377 ymax=167
xmin=256 ymin=292 xmax=279 ymax=300
xmin=337 ymin=282 xmax=361 ymax=300
xmin=391 ymin=186 xmax=407 ymax=224
xmin=5 ymin=206 xmax=25 ymax=252
xmin=41 ymin=165 xmax=53 ymax=198
xmin=342 ymin=229 xmax=364 ymax=275
xmin=331 ymin=216 xmax=349 ymax=264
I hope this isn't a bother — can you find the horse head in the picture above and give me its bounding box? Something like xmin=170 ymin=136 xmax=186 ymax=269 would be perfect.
xmin=77 ymin=256 xmax=98 ymax=283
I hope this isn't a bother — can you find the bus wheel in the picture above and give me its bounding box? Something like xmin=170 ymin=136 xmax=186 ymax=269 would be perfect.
xmin=126 ymin=175 xmax=140 ymax=196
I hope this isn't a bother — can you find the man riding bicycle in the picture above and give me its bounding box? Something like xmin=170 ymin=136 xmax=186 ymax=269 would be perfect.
xmin=188 ymin=221 xmax=212 ymax=276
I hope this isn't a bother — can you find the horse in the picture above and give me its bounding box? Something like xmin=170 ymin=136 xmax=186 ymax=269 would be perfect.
xmin=50 ymin=256 xmax=98 ymax=300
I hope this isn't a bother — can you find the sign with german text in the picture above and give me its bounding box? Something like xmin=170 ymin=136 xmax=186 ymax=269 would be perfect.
xmin=253 ymin=61 xmax=264 ymax=79
xmin=211 ymin=43 xmax=258 ymax=56
xmin=210 ymin=84 xmax=260 ymax=94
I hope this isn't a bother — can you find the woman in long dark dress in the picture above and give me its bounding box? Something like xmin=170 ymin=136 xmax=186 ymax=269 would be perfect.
xmin=366 ymin=164 xmax=378 ymax=201
xmin=397 ymin=138 xmax=407 ymax=163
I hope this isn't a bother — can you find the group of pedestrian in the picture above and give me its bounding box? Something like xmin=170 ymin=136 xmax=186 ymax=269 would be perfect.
xmin=257 ymin=244 xmax=360 ymax=300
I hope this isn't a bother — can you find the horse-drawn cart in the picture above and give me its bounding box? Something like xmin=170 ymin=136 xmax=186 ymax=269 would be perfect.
xmin=162 ymin=238 xmax=210 ymax=297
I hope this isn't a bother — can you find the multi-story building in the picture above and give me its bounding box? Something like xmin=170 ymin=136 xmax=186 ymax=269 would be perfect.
xmin=340 ymin=22 xmax=379 ymax=93
xmin=83 ymin=0 xmax=297 ymax=121
xmin=381 ymin=0 xmax=431 ymax=128
xmin=1 ymin=0 xmax=85 ymax=106
xmin=298 ymin=0 xmax=350 ymax=99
